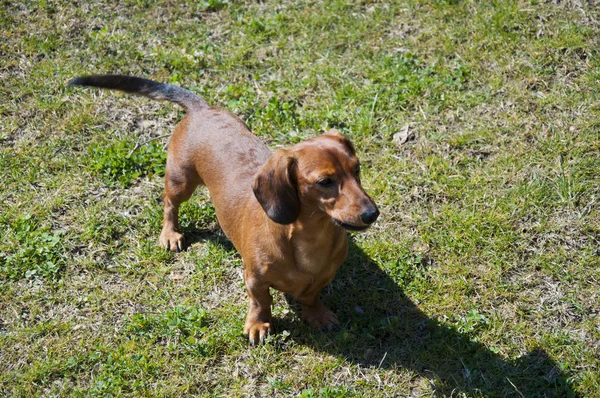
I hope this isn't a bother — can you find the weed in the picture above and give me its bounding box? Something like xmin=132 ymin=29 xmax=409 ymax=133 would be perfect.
xmin=0 ymin=214 xmax=66 ymax=281
xmin=88 ymin=138 xmax=167 ymax=187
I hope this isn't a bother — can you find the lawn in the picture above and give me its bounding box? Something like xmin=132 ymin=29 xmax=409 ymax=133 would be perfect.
xmin=1 ymin=0 xmax=599 ymax=396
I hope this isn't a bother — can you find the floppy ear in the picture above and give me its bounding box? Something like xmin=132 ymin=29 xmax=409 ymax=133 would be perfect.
xmin=252 ymin=149 xmax=300 ymax=224
xmin=324 ymin=129 xmax=356 ymax=155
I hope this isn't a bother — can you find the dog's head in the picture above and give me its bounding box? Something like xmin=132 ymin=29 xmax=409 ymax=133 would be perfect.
xmin=253 ymin=129 xmax=379 ymax=230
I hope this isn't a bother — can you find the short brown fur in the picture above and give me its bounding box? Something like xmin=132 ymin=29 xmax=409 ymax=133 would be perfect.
xmin=72 ymin=76 xmax=379 ymax=344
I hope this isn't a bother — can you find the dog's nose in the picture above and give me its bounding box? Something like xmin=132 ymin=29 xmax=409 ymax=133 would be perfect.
xmin=360 ymin=207 xmax=379 ymax=224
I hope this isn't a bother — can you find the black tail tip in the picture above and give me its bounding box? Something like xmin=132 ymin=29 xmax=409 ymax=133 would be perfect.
xmin=68 ymin=76 xmax=88 ymax=86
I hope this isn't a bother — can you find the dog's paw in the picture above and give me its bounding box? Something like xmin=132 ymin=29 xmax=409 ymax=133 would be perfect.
xmin=159 ymin=230 xmax=184 ymax=252
xmin=302 ymin=305 xmax=339 ymax=331
xmin=244 ymin=321 xmax=273 ymax=345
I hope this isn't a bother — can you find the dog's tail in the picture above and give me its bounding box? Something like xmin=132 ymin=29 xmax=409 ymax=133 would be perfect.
xmin=68 ymin=75 xmax=208 ymax=111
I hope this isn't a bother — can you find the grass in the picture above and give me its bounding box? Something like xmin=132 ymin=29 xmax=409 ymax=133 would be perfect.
xmin=1 ymin=0 xmax=599 ymax=396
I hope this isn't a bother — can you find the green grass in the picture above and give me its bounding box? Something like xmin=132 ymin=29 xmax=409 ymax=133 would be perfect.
xmin=1 ymin=0 xmax=599 ymax=396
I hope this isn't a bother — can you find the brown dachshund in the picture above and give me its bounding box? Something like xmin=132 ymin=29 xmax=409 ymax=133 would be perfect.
xmin=69 ymin=75 xmax=379 ymax=344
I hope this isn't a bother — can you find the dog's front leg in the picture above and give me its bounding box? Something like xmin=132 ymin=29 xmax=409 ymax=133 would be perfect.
xmin=299 ymin=287 xmax=339 ymax=331
xmin=243 ymin=269 xmax=273 ymax=345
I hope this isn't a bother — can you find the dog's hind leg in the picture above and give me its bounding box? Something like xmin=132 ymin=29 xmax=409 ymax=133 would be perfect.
xmin=160 ymin=171 xmax=200 ymax=251
xmin=160 ymin=166 xmax=200 ymax=251
xmin=159 ymin=138 xmax=202 ymax=251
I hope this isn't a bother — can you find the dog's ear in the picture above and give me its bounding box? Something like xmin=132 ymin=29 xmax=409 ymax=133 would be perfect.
xmin=253 ymin=149 xmax=300 ymax=224
xmin=324 ymin=129 xmax=356 ymax=155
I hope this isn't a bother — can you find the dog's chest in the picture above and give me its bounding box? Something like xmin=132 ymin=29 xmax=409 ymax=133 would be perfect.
xmin=292 ymin=230 xmax=348 ymax=277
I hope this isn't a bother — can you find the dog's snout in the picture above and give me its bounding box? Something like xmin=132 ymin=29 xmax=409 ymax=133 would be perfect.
xmin=360 ymin=207 xmax=379 ymax=224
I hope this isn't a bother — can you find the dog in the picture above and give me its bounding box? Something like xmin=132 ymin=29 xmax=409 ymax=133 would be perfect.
xmin=69 ymin=75 xmax=379 ymax=344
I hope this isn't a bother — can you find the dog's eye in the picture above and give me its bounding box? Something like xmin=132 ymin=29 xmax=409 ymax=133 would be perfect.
xmin=316 ymin=177 xmax=335 ymax=187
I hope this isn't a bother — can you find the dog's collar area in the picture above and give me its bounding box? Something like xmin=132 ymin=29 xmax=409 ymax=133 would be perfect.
xmin=332 ymin=218 xmax=370 ymax=232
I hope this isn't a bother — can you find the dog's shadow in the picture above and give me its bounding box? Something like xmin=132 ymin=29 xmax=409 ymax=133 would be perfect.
xmin=184 ymin=227 xmax=234 ymax=251
xmin=183 ymin=226 xmax=575 ymax=396
xmin=277 ymin=239 xmax=576 ymax=397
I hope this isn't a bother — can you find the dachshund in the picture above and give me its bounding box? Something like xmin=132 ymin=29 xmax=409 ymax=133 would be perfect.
xmin=69 ymin=75 xmax=379 ymax=344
